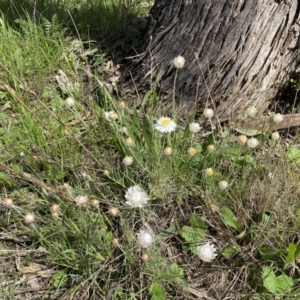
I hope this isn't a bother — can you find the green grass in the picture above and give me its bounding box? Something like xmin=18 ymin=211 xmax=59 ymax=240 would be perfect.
xmin=1 ymin=1 xmax=300 ymax=299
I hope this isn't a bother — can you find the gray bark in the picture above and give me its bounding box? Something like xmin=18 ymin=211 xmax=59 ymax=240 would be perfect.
xmin=124 ymin=0 xmax=300 ymax=118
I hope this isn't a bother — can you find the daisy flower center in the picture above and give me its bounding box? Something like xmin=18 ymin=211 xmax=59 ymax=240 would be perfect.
xmin=109 ymin=112 xmax=116 ymax=119
xmin=161 ymin=119 xmax=171 ymax=126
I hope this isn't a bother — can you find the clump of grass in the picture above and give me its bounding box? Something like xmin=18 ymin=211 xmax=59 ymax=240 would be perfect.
xmin=2 ymin=5 xmax=300 ymax=299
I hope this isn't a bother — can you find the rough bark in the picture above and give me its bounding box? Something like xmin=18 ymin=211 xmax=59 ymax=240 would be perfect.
xmin=124 ymin=0 xmax=300 ymax=118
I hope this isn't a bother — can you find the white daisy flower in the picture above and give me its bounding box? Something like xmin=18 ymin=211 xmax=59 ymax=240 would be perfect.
xmin=137 ymin=229 xmax=154 ymax=248
xmin=75 ymin=195 xmax=88 ymax=206
xmin=154 ymin=117 xmax=177 ymax=133
xmin=104 ymin=111 xmax=118 ymax=122
xmin=125 ymin=185 xmax=149 ymax=208
xmin=197 ymin=242 xmax=218 ymax=262
xmin=189 ymin=122 xmax=201 ymax=133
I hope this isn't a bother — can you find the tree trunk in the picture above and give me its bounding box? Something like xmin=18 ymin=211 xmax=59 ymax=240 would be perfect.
xmin=124 ymin=0 xmax=300 ymax=118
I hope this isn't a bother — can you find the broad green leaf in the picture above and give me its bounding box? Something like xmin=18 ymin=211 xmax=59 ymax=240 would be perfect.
xmin=262 ymin=267 xmax=277 ymax=294
xmin=285 ymin=243 xmax=300 ymax=265
xmin=221 ymin=246 xmax=241 ymax=258
xmin=225 ymin=148 xmax=240 ymax=161
xmin=276 ymin=274 xmax=293 ymax=293
xmin=0 ymin=112 xmax=6 ymax=122
xmin=0 ymin=172 xmax=14 ymax=187
xmin=142 ymin=115 xmax=153 ymax=152
xmin=170 ymin=263 xmax=184 ymax=279
xmin=285 ymin=243 xmax=296 ymax=265
xmin=220 ymin=207 xmax=241 ymax=231
xmin=51 ymin=271 xmax=68 ymax=287
xmin=193 ymin=144 xmax=203 ymax=162
xmin=287 ymin=147 xmax=300 ymax=164
xmin=189 ymin=245 xmax=198 ymax=255
xmin=190 ymin=215 xmax=207 ymax=229
xmin=235 ymin=128 xmax=261 ymax=136
xmin=0 ymin=91 xmax=7 ymax=99
xmin=259 ymin=247 xmax=287 ymax=261
xmin=151 ymin=283 xmax=167 ymax=300
xmin=262 ymin=267 xmax=293 ymax=294
xmin=180 ymin=225 xmax=206 ymax=243
xmin=235 ymin=155 xmax=254 ymax=166
xmin=156 ymin=225 xmax=176 ymax=243
xmin=294 ymin=242 xmax=300 ymax=261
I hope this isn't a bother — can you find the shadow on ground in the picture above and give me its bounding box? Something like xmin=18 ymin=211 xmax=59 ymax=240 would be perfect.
xmin=0 ymin=0 xmax=151 ymax=60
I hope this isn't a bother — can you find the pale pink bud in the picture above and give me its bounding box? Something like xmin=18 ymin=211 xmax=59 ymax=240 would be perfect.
xmin=24 ymin=213 xmax=35 ymax=224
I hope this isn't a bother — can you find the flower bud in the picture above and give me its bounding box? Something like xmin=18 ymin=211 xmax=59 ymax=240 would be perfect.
xmin=207 ymin=144 xmax=215 ymax=152
xmin=173 ymin=55 xmax=185 ymax=69
xmin=125 ymin=137 xmax=134 ymax=147
xmin=123 ymin=156 xmax=133 ymax=166
xmin=237 ymin=135 xmax=247 ymax=145
xmin=141 ymin=253 xmax=149 ymax=261
xmin=108 ymin=207 xmax=119 ymax=217
xmin=4 ymin=198 xmax=13 ymax=207
xmin=91 ymin=199 xmax=100 ymax=207
xmin=247 ymin=138 xmax=259 ymax=148
xmin=164 ymin=146 xmax=173 ymax=156
xmin=219 ymin=180 xmax=229 ymax=190
xmin=273 ymin=113 xmax=283 ymax=123
xmin=52 ymin=212 xmax=59 ymax=219
xmin=188 ymin=147 xmax=197 ymax=157
xmin=205 ymin=168 xmax=214 ymax=176
xmin=24 ymin=213 xmax=35 ymax=224
xmin=66 ymin=97 xmax=75 ymax=107
xmin=203 ymin=108 xmax=214 ymax=119
xmin=50 ymin=204 xmax=60 ymax=213
xmin=118 ymin=101 xmax=126 ymax=109
xmin=271 ymin=132 xmax=280 ymax=141
xmin=246 ymin=106 xmax=257 ymax=117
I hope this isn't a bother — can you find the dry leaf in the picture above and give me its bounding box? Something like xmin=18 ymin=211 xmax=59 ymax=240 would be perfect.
xmin=20 ymin=263 xmax=46 ymax=274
